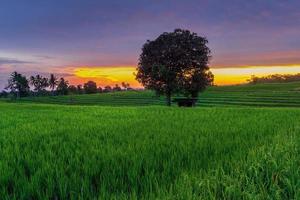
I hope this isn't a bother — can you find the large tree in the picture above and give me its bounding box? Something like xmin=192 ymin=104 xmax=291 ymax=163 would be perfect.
xmin=136 ymin=29 xmax=213 ymax=106
xmin=83 ymin=81 xmax=97 ymax=94
xmin=5 ymin=71 xmax=30 ymax=98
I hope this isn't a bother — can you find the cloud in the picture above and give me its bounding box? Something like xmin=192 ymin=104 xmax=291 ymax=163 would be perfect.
xmin=24 ymin=71 xmax=73 ymax=77
xmin=211 ymin=50 xmax=300 ymax=68
xmin=34 ymin=55 xmax=55 ymax=59
xmin=0 ymin=57 xmax=35 ymax=65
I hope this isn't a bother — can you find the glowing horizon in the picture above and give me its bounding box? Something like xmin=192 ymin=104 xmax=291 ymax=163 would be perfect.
xmin=212 ymin=65 xmax=300 ymax=85
xmin=65 ymin=65 xmax=300 ymax=87
xmin=72 ymin=66 xmax=140 ymax=87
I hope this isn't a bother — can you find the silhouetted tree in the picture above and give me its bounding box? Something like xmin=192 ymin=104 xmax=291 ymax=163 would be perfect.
xmin=97 ymin=87 xmax=103 ymax=93
xmin=30 ymin=75 xmax=49 ymax=95
xmin=136 ymin=29 xmax=213 ymax=106
xmin=113 ymin=84 xmax=122 ymax=91
xmin=121 ymin=82 xmax=130 ymax=90
xmin=68 ymin=85 xmax=77 ymax=94
xmin=247 ymin=73 xmax=300 ymax=84
xmin=103 ymin=85 xmax=112 ymax=93
xmin=56 ymin=78 xmax=69 ymax=95
xmin=83 ymin=81 xmax=97 ymax=94
xmin=49 ymin=74 xmax=58 ymax=95
xmin=77 ymin=84 xmax=83 ymax=94
xmin=5 ymin=71 xmax=30 ymax=98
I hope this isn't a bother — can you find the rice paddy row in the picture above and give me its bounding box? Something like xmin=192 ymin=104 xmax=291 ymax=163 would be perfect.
xmin=0 ymin=103 xmax=300 ymax=199
xmin=8 ymin=81 xmax=300 ymax=107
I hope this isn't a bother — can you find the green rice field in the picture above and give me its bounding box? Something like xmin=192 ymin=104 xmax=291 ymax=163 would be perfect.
xmin=8 ymin=81 xmax=300 ymax=107
xmin=1 ymin=82 xmax=300 ymax=199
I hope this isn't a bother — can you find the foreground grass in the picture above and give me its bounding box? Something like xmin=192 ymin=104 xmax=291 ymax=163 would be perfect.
xmin=0 ymin=102 xmax=300 ymax=199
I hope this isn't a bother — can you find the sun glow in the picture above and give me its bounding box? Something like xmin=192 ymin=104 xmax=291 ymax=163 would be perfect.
xmin=73 ymin=66 xmax=140 ymax=87
xmin=212 ymin=65 xmax=300 ymax=85
xmin=71 ymin=65 xmax=300 ymax=87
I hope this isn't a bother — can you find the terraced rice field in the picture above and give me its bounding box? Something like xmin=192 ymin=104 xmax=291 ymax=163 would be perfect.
xmin=1 ymin=82 xmax=300 ymax=199
xmin=9 ymin=82 xmax=300 ymax=107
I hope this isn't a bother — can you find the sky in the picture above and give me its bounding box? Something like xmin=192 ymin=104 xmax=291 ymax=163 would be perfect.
xmin=0 ymin=0 xmax=300 ymax=88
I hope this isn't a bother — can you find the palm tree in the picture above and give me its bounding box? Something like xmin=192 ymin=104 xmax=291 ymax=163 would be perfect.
xmin=121 ymin=82 xmax=130 ymax=90
xmin=49 ymin=74 xmax=58 ymax=95
xmin=30 ymin=74 xmax=49 ymax=95
xmin=56 ymin=78 xmax=69 ymax=95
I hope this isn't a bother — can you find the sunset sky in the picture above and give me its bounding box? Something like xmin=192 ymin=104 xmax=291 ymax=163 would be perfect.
xmin=0 ymin=0 xmax=300 ymax=88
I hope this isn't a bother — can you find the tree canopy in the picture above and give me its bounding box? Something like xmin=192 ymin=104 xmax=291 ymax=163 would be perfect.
xmin=5 ymin=71 xmax=30 ymax=98
xmin=30 ymin=75 xmax=49 ymax=94
xmin=49 ymin=74 xmax=58 ymax=91
xmin=248 ymin=74 xmax=300 ymax=84
xmin=136 ymin=29 xmax=214 ymax=106
xmin=56 ymin=78 xmax=69 ymax=95
xmin=83 ymin=81 xmax=98 ymax=94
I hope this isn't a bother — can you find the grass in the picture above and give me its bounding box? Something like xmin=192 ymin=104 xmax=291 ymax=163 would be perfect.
xmin=6 ymin=81 xmax=300 ymax=107
xmin=1 ymin=103 xmax=300 ymax=199
xmin=1 ymin=82 xmax=300 ymax=199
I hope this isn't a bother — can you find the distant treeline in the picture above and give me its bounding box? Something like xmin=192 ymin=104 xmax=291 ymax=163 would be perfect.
xmin=247 ymin=73 xmax=300 ymax=84
xmin=0 ymin=71 xmax=133 ymax=98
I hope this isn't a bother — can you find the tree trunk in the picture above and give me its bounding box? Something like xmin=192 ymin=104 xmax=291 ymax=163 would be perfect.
xmin=166 ymin=91 xmax=171 ymax=106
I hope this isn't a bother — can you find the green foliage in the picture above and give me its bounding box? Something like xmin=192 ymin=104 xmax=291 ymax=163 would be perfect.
xmin=136 ymin=29 xmax=213 ymax=105
xmin=0 ymin=103 xmax=299 ymax=199
xmin=0 ymin=90 xmax=8 ymax=98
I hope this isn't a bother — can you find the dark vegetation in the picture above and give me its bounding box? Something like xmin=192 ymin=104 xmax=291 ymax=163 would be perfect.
xmin=248 ymin=73 xmax=300 ymax=84
xmin=1 ymin=71 xmax=132 ymax=99
xmin=136 ymin=29 xmax=214 ymax=106
xmin=5 ymin=71 xmax=30 ymax=98
xmin=5 ymin=81 xmax=300 ymax=108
